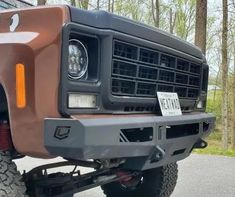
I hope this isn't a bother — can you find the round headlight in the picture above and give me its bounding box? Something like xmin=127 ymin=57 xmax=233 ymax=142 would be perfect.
xmin=68 ymin=39 xmax=88 ymax=80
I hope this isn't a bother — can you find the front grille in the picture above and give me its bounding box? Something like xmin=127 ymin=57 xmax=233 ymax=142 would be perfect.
xmin=112 ymin=40 xmax=202 ymax=99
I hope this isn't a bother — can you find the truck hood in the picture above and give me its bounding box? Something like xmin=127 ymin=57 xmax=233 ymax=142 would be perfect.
xmin=69 ymin=6 xmax=203 ymax=60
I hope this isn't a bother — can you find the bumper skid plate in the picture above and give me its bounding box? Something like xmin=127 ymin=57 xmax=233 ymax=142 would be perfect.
xmin=45 ymin=113 xmax=215 ymax=170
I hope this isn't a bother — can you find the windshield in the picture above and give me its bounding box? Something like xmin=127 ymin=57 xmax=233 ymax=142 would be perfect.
xmin=0 ymin=0 xmax=32 ymax=10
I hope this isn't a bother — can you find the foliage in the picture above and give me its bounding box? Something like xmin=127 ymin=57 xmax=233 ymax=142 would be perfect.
xmin=194 ymin=145 xmax=235 ymax=157
xmin=114 ymin=0 xmax=146 ymax=22
xmin=174 ymin=0 xmax=196 ymax=41
xmin=207 ymin=90 xmax=222 ymax=121
xmin=194 ymin=128 xmax=235 ymax=156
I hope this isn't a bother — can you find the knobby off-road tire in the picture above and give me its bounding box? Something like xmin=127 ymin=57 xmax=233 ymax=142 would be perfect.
xmin=0 ymin=151 xmax=27 ymax=197
xmin=102 ymin=163 xmax=178 ymax=197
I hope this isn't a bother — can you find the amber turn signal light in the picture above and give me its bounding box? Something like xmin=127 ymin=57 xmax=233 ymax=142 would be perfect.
xmin=16 ymin=64 xmax=26 ymax=108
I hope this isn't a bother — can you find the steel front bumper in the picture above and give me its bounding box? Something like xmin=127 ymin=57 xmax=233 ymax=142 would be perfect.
xmin=44 ymin=113 xmax=215 ymax=170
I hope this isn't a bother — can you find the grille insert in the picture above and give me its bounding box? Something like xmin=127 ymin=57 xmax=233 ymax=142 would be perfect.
xmin=112 ymin=79 xmax=135 ymax=95
xmin=138 ymin=67 xmax=158 ymax=80
xmin=177 ymin=59 xmax=189 ymax=71
xmin=161 ymin=54 xmax=176 ymax=68
xmin=190 ymin=63 xmax=201 ymax=74
xmin=112 ymin=40 xmax=201 ymax=99
xmin=189 ymin=76 xmax=200 ymax=86
xmin=114 ymin=41 xmax=137 ymax=60
xmin=188 ymin=89 xmax=199 ymax=98
xmin=175 ymin=87 xmax=187 ymax=97
xmin=113 ymin=61 xmax=137 ymax=77
xmin=140 ymin=49 xmax=159 ymax=64
xmin=176 ymin=73 xmax=188 ymax=84
xmin=158 ymin=85 xmax=174 ymax=92
xmin=137 ymin=83 xmax=156 ymax=96
xmin=159 ymin=70 xmax=174 ymax=82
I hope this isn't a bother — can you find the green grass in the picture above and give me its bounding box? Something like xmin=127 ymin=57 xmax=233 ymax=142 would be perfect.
xmin=195 ymin=89 xmax=235 ymax=157
xmin=194 ymin=145 xmax=235 ymax=157
xmin=193 ymin=139 xmax=235 ymax=157
xmin=192 ymin=124 xmax=235 ymax=157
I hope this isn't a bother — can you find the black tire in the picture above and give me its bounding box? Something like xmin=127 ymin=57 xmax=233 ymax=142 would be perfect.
xmin=102 ymin=163 xmax=178 ymax=197
xmin=0 ymin=151 xmax=27 ymax=197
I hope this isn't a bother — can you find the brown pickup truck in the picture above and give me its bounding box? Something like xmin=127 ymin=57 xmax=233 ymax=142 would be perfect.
xmin=0 ymin=1 xmax=215 ymax=197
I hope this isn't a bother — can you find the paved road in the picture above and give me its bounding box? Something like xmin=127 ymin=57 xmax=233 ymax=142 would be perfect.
xmin=15 ymin=154 xmax=235 ymax=197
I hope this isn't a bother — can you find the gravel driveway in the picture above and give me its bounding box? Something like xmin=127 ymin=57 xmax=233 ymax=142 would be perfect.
xmin=15 ymin=154 xmax=235 ymax=197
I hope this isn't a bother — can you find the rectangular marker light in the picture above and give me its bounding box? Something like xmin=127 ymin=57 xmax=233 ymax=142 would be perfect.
xmin=16 ymin=64 xmax=26 ymax=108
xmin=68 ymin=94 xmax=97 ymax=108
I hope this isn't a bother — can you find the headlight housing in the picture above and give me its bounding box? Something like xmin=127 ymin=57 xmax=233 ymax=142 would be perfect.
xmin=68 ymin=39 xmax=88 ymax=80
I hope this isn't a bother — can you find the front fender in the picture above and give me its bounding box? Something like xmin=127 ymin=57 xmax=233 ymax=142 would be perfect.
xmin=0 ymin=6 xmax=70 ymax=157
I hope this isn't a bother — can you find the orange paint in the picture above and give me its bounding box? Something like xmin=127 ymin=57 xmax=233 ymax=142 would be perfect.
xmin=16 ymin=64 xmax=26 ymax=108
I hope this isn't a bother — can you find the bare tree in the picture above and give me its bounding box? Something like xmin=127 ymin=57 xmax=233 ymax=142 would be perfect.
xmin=222 ymin=0 xmax=229 ymax=150
xmin=70 ymin=0 xmax=76 ymax=6
xmin=195 ymin=0 xmax=207 ymax=54
xmin=108 ymin=0 xmax=114 ymax=12
xmin=169 ymin=8 xmax=177 ymax=34
xmin=174 ymin=0 xmax=196 ymax=41
xmin=111 ymin=0 xmax=114 ymax=12
xmin=233 ymin=42 xmax=235 ymax=150
xmin=97 ymin=0 xmax=100 ymax=10
xmin=108 ymin=0 xmax=111 ymax=11
xmin=37 ymin=0 xmax=46 ymax=5
xmin=230 ymin=0 xmax=235 ymax=151
xmin=78 ymin=0 xmax=89 ymax=10
xmin=231 ymin=20 xmax=235 ymax=150
xmin=151 ymin=0 xmax=160 ymax=28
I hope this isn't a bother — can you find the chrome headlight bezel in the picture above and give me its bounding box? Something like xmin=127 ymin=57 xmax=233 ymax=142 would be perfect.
xmin=68 ymin=39 xmax=89 ymax=80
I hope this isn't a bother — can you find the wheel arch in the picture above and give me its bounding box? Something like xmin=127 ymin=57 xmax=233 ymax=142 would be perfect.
xmin=0 ymin=83 xmax=17 ymax=153
xmin=0 ymin=84 xmax=9 ymax=121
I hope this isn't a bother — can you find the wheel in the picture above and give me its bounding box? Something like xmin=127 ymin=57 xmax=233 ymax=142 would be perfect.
xmin=101 ymin=163 xmax=178 ymax=197
xmin=0 ymin=151 xmax=27 ymax=197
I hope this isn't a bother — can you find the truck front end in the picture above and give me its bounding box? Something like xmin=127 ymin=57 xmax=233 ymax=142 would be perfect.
xmin=45 ymin=7 xmax=215 ymax=171
xmin=0 ymin=5 xmax=215 ymax=197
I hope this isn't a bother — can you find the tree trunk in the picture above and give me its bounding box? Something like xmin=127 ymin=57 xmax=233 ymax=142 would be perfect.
xmin=232 ymin=43 xmax=235 ymax=150
xmin=151 ymin=0 xmax=160 ymax=28
xmin=108 ymin=0 xmax=111 ymax=12
xmin=169 ymin=8 xmax=176 ymax=34
xmin=155 ymin=0 xmax=160 ymax=27
xmin=111 ymin=0 xmax=114 ymax=12
xmin=70 ymin=0 xmax=76 ymax=6
xmin=231 ymin=2 xmax=235 ymax=150
xmin=195 ymin=0 xmax=207 ymax=55
xmin=108 ymin=0 xmax=114 ymax=12
xmin=37 ymin=0 xmax=46 ymax=5
xmin=97 ymin=0 xmax=100 ymax=10
xmin=222 ymin=0 xmax=229 ymax=150
xmin=80 ymin=0 xmax=89 ymax=10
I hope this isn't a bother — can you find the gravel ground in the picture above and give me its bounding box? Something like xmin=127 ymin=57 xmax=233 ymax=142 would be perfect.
xmin=15 ymin=154 xmax=235 ymax=197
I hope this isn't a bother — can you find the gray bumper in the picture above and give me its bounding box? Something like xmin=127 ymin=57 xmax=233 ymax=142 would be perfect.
xmin=44 ymin=113 xmax=215 ymax=170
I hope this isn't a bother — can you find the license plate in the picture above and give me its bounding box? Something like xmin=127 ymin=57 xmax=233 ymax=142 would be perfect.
xmin=157 ymin=92 xmax=182 ymax=116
